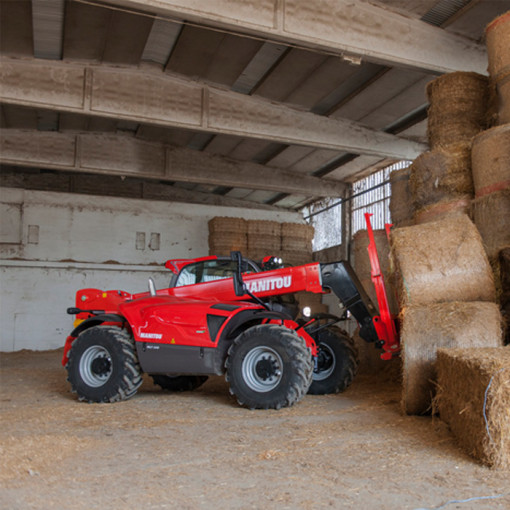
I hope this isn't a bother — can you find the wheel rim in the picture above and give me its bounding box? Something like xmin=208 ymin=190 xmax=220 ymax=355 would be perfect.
xmin=313 ymin=342 xmax=336 ymax=381
xmin=242 ymin=346 xmax=283 ymax=392
xmin=79 ymin=345 xmax=113 ymax=387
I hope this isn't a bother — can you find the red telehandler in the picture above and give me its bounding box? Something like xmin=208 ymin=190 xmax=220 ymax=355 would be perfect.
xmin=63 ymin=214 xmax=399 ymax=409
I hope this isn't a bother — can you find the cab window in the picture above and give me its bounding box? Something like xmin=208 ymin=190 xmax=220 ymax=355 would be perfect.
xmin=174 ymin=259 xmax=256 ymax=287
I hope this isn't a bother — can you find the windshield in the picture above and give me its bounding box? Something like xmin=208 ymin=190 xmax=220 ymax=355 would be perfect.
xmin=174 ymin=259 xmax=257 ymax=287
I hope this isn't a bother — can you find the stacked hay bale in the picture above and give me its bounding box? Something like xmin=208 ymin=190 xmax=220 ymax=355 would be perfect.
xmin=280 ymin=222 xmax=318 ymax=315
xmin=208 ymin=217 xmax=247 ymax=256
xmin=471 ymin=125 xmax=510 ymax=261
xmin=472 ymin=13 xmax=510 ymax=343
xmin=389 ymin=166 xmax=414 ymax=227
xmin=246 ymin=220 xmax=281 ymax=262
xmin=486 ymin=11 xmax=510 ymax=125
xmin=410 ymin=72 xmax=489 ymax=225
xmin=280 ymin=223 xmax=314 ymax=266
xmin=352 ymin=229 xmax=399 ymax=373
xmin=390 ymin=215 xmax=503 ymax=415
xmin=435 ymin=346 xmax=510 ymax=469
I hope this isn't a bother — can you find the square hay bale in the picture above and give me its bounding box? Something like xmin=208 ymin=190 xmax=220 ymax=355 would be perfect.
xmin=436 ymin=346 xmax=510 ymax=469
xmin=401 ymin=302 xmax=503 ymax=415
xmin=390 ymin=214 xmax=496 ymax=306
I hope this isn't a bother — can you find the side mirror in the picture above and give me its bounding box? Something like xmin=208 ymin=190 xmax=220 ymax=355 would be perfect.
xmin=231 ymin=251 xmax=246 ymax=297
xmin=148 ymin=277 xmax=157 ymax=297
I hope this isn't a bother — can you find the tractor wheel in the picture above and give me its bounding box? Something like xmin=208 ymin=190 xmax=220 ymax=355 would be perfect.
xmin=225 ymin=324 xmax=313 ymax=410
xmin=66 ymin=325 xmax=143 ymax=403
xmin=308 ymin=326 xmax=359 ymax=395
xmin=151 ymin=374 xmax=208 ymax=392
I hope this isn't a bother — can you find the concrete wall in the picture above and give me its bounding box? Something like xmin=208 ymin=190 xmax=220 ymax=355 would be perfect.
xmin=0 ymin=187 xmax=301 ymax=351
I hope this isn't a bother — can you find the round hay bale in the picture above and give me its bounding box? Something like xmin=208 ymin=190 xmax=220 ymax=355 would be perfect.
xmin=390 ymin=214 xmax=496 ymax=306
xmin=472 ymin=188 xmax=510 ymax=259
xmin=472 ymin=124 xmax=510 ymax=196
xmin=414 ymin=195 xmax=471 ymax=225
xmin=426 ymin=72 xmax=489 ymax=148
xmin=409 ymin=143 xmax=473 ymax=209
xmin=401 ymin=301 xmax=503 ymax=415
xmin=496 ymin=71 xmax=510 ymax=125
xmin=208 ymin=216 xmax=247 ymax=234
xmin=435 ymin=346 xmax=510 ymax=469
xmin=486 ymin=11 xmax=510 ymax=79
xmin=389 ymin=166 xmax=414 ymax=227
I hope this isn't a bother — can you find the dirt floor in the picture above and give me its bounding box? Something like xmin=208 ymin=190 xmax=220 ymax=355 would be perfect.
xmin=1 ymin=350 xmax=509 ymax=510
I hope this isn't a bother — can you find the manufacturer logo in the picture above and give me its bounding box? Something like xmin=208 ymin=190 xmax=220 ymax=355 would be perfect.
xmin=247 ymin=276 xmax=292 ymax=293
xmin=140 ymin=332 xmax=163 ymax=339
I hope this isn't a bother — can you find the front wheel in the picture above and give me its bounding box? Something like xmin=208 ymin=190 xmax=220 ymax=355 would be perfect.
xmin=66 ymin=325 xmax=143 ymax=403
xmin=225 ymin=324 xmax=313 ymax=410
xmin=308 ymin=326 xmax=359 ymax=395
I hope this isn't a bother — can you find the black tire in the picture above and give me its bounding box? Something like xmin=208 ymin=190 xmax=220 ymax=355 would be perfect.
xmin=308 ymin=326 xmax=359 ymax=395
xmin=66 ymin=325 xmax=143 ymax=403
xmin=151 ymin=374 xmax=208 ymax=392
xmin=225 ymin=324 xmax=313 ymax=410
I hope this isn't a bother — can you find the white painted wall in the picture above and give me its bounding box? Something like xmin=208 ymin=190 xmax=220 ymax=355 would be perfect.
xmin=0 ymin=187 xmax=302 ymax=351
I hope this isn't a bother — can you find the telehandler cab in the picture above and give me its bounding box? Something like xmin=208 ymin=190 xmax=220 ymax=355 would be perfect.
xmin=63 ymin=214 xmax=399 ymax=409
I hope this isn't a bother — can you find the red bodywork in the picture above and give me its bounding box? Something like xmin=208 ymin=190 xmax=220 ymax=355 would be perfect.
xmin=63 ymin=263 xmax=323 ymax=365
xmin=63 ymin=216 xmax=401 ymax=367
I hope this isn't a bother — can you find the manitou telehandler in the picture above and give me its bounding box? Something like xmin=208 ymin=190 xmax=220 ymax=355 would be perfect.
xmin=63 ymin=214 xmax=399 ymax=409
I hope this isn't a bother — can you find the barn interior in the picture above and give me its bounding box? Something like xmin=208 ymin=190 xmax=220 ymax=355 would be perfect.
xmin=1 ymin=1 xmax=510 ymax=508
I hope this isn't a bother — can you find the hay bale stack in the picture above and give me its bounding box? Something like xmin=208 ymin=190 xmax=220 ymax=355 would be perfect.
xmin=486 ymin=11 xmax=510 ymax=125
xmin=389 ymin=166 xmax=414 ymax=227
xmin=390 ymin=214 xmax=496 ymax=307
xmin=246 ymin=220 xmax=281 ymax=261
xmin=281 ymin=223 xmax=314 ymax=266
xmin=435 ymin=346 xmax=510 ymax=469
xmin=208 ymin=216 xmax=247 ymax=256
xmin=410 ymin=143 xmax=473 ymax=211
xmin=281 ymin=223 xmax=314 ymax=248
xmin=414 ymin=196 xmax=471 ymax=225
xmin=497 ymin=74 xmax=510 ymax=125
xmin=471 ymin=124 xmax=510 ymax=197
xmin=402 ymin=302 xmax=503 ymax=415
xmin=281 ymin=249 xmax=313 ymax=266
xmin=426 ymin=72 xmax=489 ymax=148
xmin=472 ymin=188 xmax=510 ymax=260
xmin=486 ymin=11 xmax=510 ymax=78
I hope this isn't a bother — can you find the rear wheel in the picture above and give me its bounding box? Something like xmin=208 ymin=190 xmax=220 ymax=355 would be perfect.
xmin=225 ymin=324 xmax=313 ymax=410
xmin=66 ymin=325 xmax=142 ymax=403
xmin=308 ymin=326 xmax=359 ymax=395
xmin=151 ymin=374 xmax=208 ymax=392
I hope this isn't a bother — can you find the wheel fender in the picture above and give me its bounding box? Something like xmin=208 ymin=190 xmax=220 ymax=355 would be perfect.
xmin=62 ymin=314 xmax=126 ymax=366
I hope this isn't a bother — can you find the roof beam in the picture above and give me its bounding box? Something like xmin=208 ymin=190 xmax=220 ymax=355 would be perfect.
xmin=0 ymin=58 xmax=426 ymax=159
xmin=101 ymin=0 xmax=487 ymax=74
xmin=0 ymin=129 xmax=347 ymax=197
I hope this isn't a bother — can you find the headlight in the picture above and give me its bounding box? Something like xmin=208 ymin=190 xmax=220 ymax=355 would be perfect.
xmin=302 ymin=306 xmax=312 ymax=318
